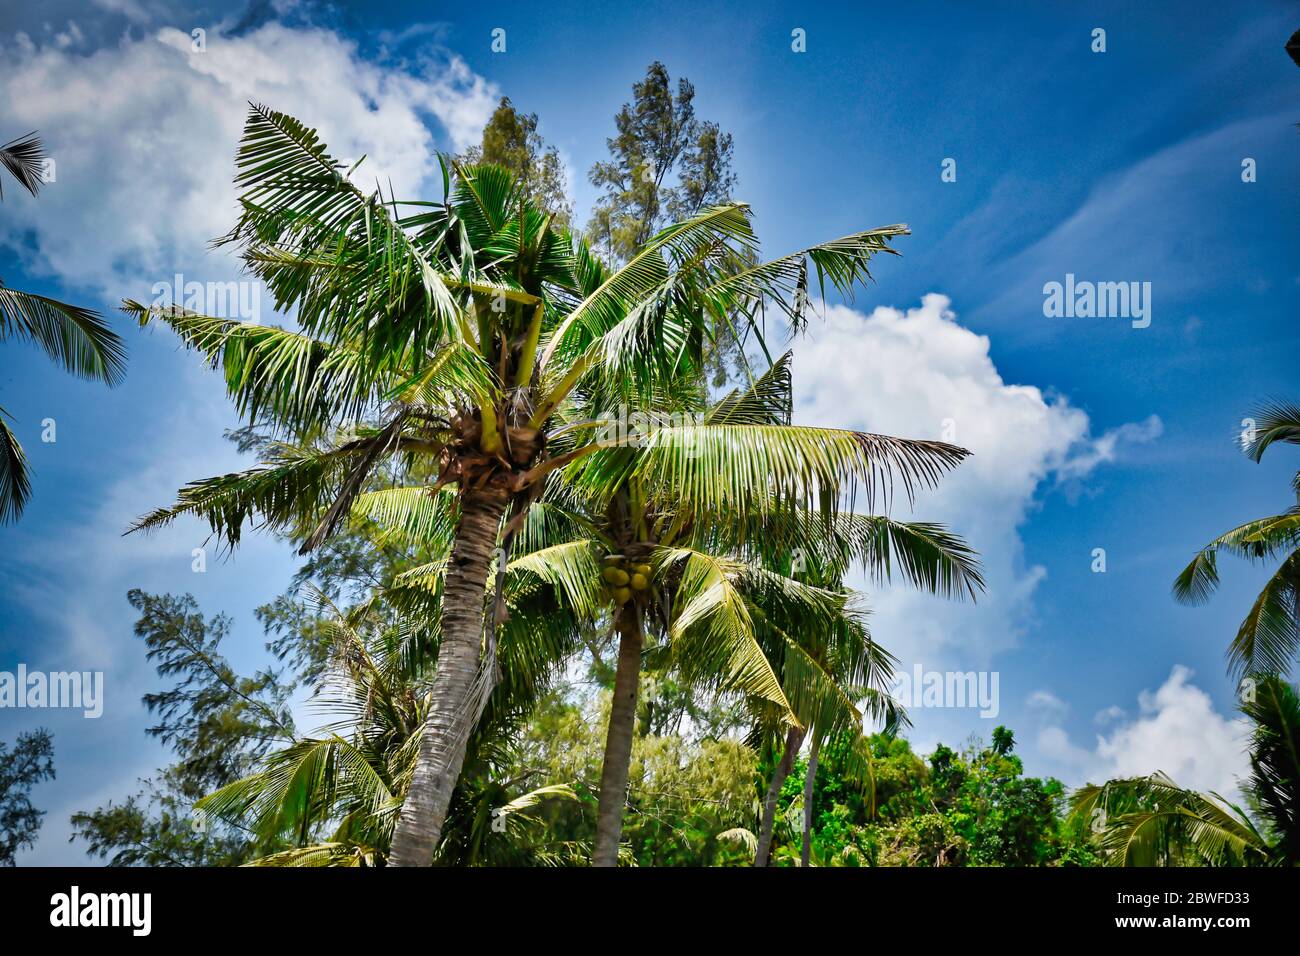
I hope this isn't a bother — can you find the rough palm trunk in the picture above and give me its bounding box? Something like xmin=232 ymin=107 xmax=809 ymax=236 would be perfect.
xmin=389 ymin=485 xmax=507 ymax=867
xmin=800 ymin=733 xmax=821 ymax=867
xmin=592 ymin=608 xmax=643 ymax=867
xmin=754 ymin=724 xmax=805 ymax=867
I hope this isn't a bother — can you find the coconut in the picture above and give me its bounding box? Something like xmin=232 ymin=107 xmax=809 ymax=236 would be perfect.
xmin=630 ymin=573 xmax=648 ymax=591
xmin=603 ymin=567 xmax=630 ymax=586
xmin=613 ymin=587 xmax=632 ymax=604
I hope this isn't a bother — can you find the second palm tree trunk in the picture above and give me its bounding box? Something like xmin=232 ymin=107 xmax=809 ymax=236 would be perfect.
xmin=754 ymin=724 xmax=806 ymax=867
xmin=592 ymin=608 xmax=644 ymax=866
xmin=800 ymin=733 xmax=821 ymax=867
xmin=389 ymin=487 xmax=508 ymax=867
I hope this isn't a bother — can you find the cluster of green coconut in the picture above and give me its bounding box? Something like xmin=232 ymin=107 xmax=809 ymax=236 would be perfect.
xmin=602 ymin=554 xmax=652 ymax=606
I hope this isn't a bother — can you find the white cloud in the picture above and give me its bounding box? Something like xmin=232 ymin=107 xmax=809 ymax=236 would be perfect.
xmin=1094 ymin=704 xmax=1126 ymax=726
xmin=792 ymin=293 xmax=1159 ymax=665
xmin=1055 ymin=414 xmax=1162 ymax=482
xmin=0 ymin=21 xmax=497 ymax=298
xmin=1037 ymin=666 xmax=1251 ymax=799
xmin=0 ymin=19 xmax=497 ymax=862
xmin=88 ymin=0 xmax=154 ymax=22
xmin=1027 ymin=689 xmax=1068 ymax=720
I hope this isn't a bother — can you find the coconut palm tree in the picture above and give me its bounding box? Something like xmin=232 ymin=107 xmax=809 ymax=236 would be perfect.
xmin=746 ymin=504 xmax=982 ymax=866
xmin=128 ymin=103 xmax=935 ymax=865
xmin=1173 ymin=401 xmax=1300 ymax=677
xmin=351 ymin=349 xmax=980 ymax=865
xmin=522 ymin=353 xmax=980 ymax=866
xmin=1070 ymin=674 xmax=1299 ymax=866
xmin=0 ymin=132 xmax=126 ymax=521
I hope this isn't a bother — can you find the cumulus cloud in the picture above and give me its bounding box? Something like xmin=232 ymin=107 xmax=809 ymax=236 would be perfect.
xmin=792 ymin=293 xmax=1161 ymax=665
xmin=0 ymin=21 xmax=497 ymax=299
xmin=1036 ymin=666 xmax=1251 ymax=799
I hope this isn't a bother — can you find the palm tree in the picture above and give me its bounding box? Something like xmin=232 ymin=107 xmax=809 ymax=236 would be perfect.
xmin=128 ymin=104 xmax=928 ymax=865
xmin=0 ymin=132 xmax=126 ymax=521
xmin=1070 ymin=675 xmax=1299 ymax=865
xmin=747 ymin=505 xmax=982 ymax=866
xmin=1174 ymin=401 xmax=1300 ymax=677
xmin=200 ymin=574 xmax=591 ymax=866
xmin=535 ymin=353 xmax=979 ymax=866
xmin=352 ymin=349 xmax=980 ymax=866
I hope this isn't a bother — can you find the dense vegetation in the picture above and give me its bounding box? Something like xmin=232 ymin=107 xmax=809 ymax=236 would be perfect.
xmin=1 ymin=64 xmax=1294 ymax=869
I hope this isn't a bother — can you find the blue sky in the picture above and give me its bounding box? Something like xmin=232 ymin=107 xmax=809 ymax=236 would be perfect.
xmin=1 ymin=0 xmax=1297 ymax=862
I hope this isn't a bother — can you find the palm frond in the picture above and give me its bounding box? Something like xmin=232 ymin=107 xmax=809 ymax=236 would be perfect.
xmin=1244 ymin=399 xmax=1300 ymax=463
xmin=0 ymin=131 xmax=44 ymax=198
xmin=1228 ymin=551 xmax=1300 ymax=677
xmin=1 ymin=285 xmax=126 ymax=384
xmin=703 ymin=225 xmax=910 ymax=334
xmin=0 ymin=406 xmax=31 ymax=523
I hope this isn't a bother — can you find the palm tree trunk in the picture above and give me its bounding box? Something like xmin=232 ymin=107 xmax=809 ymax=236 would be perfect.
xmin=801 ymin=733 xmax=821 ymax=867
xmin=389 ymin=485 xmax=507 ymax=867
xmin=754 ymin=724 xmax=805 ymax=867
xmin=591 ymin=607 xmax=643 ymax=867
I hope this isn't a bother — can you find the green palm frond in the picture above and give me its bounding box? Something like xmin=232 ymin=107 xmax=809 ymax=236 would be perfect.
xmin=837 ymin=515 xmax=984 ymax=600
xmin=451 ymin=161 xmax=526 ymax=238
xmin=1174 ymin=513 xmax=1300 ymax=606
xmin=506 ymin=539 xmax=608 ymax=621
xmin=625 ymin=423 xmax=968 ymax=514
xmin=705 ymin=350 xmax=792 ymax=426
xmin=1 ymin=284 xmax=126 ymax=384
xmin=1244 ymin=399 xmax=1300 ymax=463
xmin=1228 ymin=551 xmax=1300 ymax=676
xmin=659 ymin=545 xmax=791 ymax=714
xmin=223 ymin=103 xmax=461 ymax=358
xmin=124 ymin=302 xmax=383 ymax=434
xmin=200 ymin=734 xmax=397 ymax=844
xmin=127 ymin=438 xmax=377 ymax=547
xmin=703 ymin=225 xmax=909 ymax=333
xmin=1072 ymin=772 xmax=1266 ymax=867
xmin=351 ymin=486 xmax=458 ymax=554
xmin=1241 ymin=675 xmax=1300 ymax=860
xmin=244 ymin=841 xmax=377 ymax=867
xmin=536 ymin=203 xmax=755 ymax=379
xmin=0 ymin=405 xmax=30 ymax=524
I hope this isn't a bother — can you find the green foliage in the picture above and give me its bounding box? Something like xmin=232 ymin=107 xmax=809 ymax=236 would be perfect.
xmin=765 ymin=728 xmax=1087 ymax=867
xmin=69 ymin=770 xmax=253 ymax=867
xmin=584 ymin=61 xmax=745 ymax=385
xmin=1072 ymin=674 xmax=1299 ymax=867
xmin=0 ymin=729 xmax=55 ymax=865
xmin=506 ymin=689 xmax=760 ymax=866
xmin=586 ymin=62 xmax=736 ymax=264
xmin=70 ymin=590 xmax=295 ymax=866
xmin=121 ymin=89 xmax=974 ymax=870
xmin=463 ymin=97 xmax=572 ymax=226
